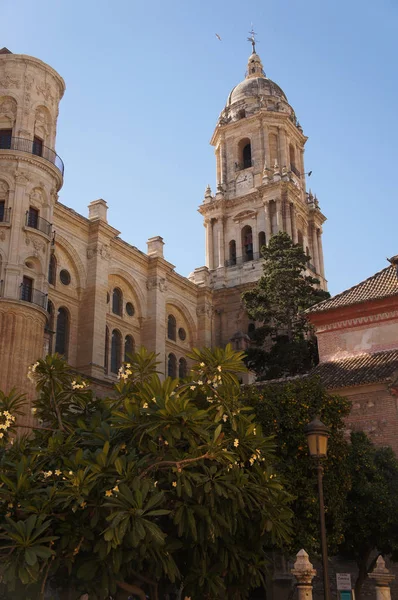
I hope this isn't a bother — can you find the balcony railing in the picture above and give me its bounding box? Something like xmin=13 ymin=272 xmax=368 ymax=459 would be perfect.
xmin=225 ymin=251 xmax=261 ymax=267
xmin=25 ymin=211 xmax=52 ymax=237
xmin=20 ymin=283 xmax=47 ymax=309
xmin=290 ymin=163 xmax=301 ymax=177
xmin=235 ymin=159 xmax=254 ymax=171
xmin=0 ymin=207 xmax=11 ymax=224
xmin=0 ymin=136 xmax=64 ymax=176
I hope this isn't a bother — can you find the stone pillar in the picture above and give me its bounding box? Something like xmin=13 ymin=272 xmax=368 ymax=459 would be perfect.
xmin=279 ymin=128 xmax=287 ymax=169
xmin=263 ymin=124 xmax=270 ymax=170
xmin=317 ymin=228 xmax=325 ymax=278
xmin=217 ymin=218 xmax=225 ymax=268
xmin=291 ymin=549 xmax=316 ymax=600
xmin=220 ymin=137 xmax=227 ymax=186
xmin=264 ymin=200 xmax=272 ymax=244
xmin=291 ymin=204 xmax=298 ymax=243
xmin=311 ymin=225 xmax=320 ymax=274
xmin=369 ymin=556 xmax=395 ymax=600
xmin=205 ymin=219 xmax=214 ymax=270
xmin=276 ymin=198 xmax=283 ymax=233
xmin=285 ymin=202 xmax=292 ymax=238
xmin=252 ymin=217 xmax=258 ymax=258
xmin=235 ymin=222 xmax=242 ymax=261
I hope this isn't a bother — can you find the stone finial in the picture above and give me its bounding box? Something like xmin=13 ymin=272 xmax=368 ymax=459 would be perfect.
xmin=205 ymin=184 xmax=212 ymax=198
xmin=369 ymin=555 xmax=395 ymax=589
xmin=291 ymin=550 xmax=317 ymax=584
xmin=88 ymin=199 xmax=108 ymax=222
xmin=147 ymin=236 xmax=164 ymax=258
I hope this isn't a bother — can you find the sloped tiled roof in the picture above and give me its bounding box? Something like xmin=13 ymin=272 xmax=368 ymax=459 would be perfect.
xmin=308 ymin=264 xmax=398 ymax=313
xmin=310 ymin=349 xmax=398 ymax=389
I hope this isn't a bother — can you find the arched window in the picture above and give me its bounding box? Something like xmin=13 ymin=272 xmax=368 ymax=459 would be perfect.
xmin=55 ymin=307 xmax=69 ymax=357
xmin=241 ymin=225 xmax=253 ymax=262
xmin=48 ymin=254 xmax=56 ymax=285
xmin=178 ymin=357 xmax=187 ymax=379
xmin=111 ymin=329 xmax=122 ymax=374
xmin=125 ymin=335 xmax=135 ymax=361
xmin=112 ymin=288 xmax=123 ymax=316
xmin=243 ymin=144 xmax=252 ymax=168
xmin=167 ymin=314 xmax=176 ymax=341
xmin=104 ymin=326 xmax=109 ymax=374
xmin=168 ymin=353 xmax=177 ymax=378
xmin=229 ymin=240 xmax=236 ymax=266
xmin=237 ymin=138 xmax=252 ymax=170
xmin=258 ymin=231 xmax=266 ymax=254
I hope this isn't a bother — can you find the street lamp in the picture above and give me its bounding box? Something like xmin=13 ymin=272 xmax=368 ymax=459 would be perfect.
xmin=305 ymin=416 xmax=331 ymax=600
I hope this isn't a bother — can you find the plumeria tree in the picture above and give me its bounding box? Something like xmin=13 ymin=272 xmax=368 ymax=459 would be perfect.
xmin=0 ymin=346 xmax=293 ymax=600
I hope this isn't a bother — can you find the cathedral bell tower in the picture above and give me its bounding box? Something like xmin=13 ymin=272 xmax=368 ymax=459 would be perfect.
xmin=0 ymin=47 xmax=65 ymax=417
xmin=197 ymin=43 xmax=327 ymax=347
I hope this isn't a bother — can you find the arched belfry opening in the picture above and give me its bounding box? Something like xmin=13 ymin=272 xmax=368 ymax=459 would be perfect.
xmin=242 ymin=225 xmax=253 ymax=262
xmin=237 ymin=138 xmax=252 ymax=170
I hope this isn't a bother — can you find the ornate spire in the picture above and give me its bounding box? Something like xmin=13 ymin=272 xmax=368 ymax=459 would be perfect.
xmin=246 ymin=27 xmax=265 ymax=79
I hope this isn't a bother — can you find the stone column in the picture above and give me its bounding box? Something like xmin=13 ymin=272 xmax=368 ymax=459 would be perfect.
xmin=220 ymin=136 xmax=227 ymax=186
xmin=279 ymin=128 xmax=287 ymax=169
xmin=235 ymin=222 xmax=242 ymax=261
xmin=276 ymin=198 xmax=283 ymax=233
xmin=317 ymin=228 xmax=325 ymax=278
xmin=259 ymin=117 xmax=265 ymax=171
xmin=205 ymin=219 xmax=214 ymax=270
xmin=311 ymin=224 xmax=320 ymax=274
xmin=263 ymin=124 xmax=270 ymax=170
xmin=291 ymin=549 xmax=316 ymax=600
xmin=216 ymin=145 xmax=221 ymax=187
xmin=285 ymin=202 xmax=292 ymax=238
xmin=291 ymin=204 xmax=298 ymax=243
xmin=217 ymin=218 xmax=225 ymax=268
xmin=264 ymin=200 xmax=272 ymax=244
xmin=369 ymin=556 xmax=395 ymax=600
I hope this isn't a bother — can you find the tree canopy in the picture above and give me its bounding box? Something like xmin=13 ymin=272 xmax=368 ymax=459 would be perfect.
xmin=240 ymin=377 xmax=351 ymax=557
xmin=339 ymin=431 xmax=398 ymax=599
xmin=242 ymin=232 xmax=329 ymax=379
xmin=0 ymin=347 xmax=293 ymax=600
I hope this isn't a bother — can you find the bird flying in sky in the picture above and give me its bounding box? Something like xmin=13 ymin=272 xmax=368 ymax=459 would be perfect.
xmin=215 ymin=33 xmax=222 ymax=41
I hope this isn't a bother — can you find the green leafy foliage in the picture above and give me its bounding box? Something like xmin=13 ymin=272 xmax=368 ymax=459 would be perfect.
xmin=240 ymin=377 xmax=351 ymax=556
xmin=339 ymin=432 xmax=398 ymax=599
xmin=0 ymin=346 xmax=293 ymax=600
xmin=242 ymin=232 xmax=330 ymax=379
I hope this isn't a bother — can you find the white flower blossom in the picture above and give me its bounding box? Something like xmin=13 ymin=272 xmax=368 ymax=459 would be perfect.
xmin=233 ymin=438 xmax=239 ymax=448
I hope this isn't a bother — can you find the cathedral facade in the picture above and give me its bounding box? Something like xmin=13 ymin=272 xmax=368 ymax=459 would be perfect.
xmin=0 ymin=46 xmax=326 ymax=421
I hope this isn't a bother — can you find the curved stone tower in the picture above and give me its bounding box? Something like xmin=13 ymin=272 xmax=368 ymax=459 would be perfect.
xmin=0 ymin=47 xmax=65 ymax=423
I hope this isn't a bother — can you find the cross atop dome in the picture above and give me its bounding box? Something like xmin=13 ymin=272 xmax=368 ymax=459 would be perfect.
xmin=247 ymin=27 xmax=258 ymax=54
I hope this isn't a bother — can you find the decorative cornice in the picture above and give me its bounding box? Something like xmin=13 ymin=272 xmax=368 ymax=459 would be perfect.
xmin=316 ymin=309 xmax=398 ymax=333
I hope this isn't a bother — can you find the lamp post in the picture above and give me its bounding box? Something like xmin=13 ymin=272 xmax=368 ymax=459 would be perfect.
xmin=305 ymin=417 xmax=331 ymax=600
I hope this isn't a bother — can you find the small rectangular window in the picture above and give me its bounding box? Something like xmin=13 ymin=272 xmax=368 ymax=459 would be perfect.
xmin=28 ymin=207 xmax=39 ymax=229
xmin=0 ymin=201 xmax=4 ymax=222
xmin=33 ymin=136 xmax=43 ymax=157
xmin=0 ymin=129 xmax=12 ymax=149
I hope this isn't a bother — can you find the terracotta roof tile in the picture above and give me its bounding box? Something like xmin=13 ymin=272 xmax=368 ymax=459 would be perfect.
xmin=308 ymin=265 xmax=398 ymax=313
xmin=310 ymin=349 xmax=398 ymax=388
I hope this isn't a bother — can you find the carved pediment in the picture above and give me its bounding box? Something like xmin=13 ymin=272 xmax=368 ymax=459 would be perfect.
xmin=232 ymin=209 xmax=257 ymax=223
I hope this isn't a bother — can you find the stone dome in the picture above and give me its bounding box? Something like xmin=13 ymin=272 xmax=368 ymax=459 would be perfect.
xmin=227 ymin=76 xmax=287 ymax=106
xmin=226 ymin=52 xmax=287 ymax=107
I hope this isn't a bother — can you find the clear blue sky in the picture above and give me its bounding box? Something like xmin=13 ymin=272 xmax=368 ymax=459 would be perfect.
xmin=3 ymin=0 xmax=398 ymax=295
